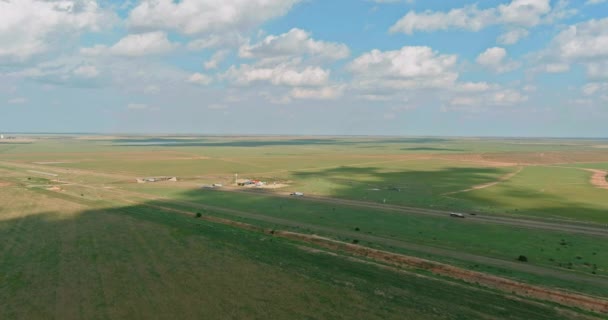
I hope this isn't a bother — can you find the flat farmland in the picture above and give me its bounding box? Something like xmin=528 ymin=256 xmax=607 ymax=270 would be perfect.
xmin=2 ymin=136 xmax=608 ymax=319
xmin=2 ymin=136 xmax=608 ymax=224
xmin=454 ymin=166 xmax=608 ymax=222
xmin=0 ymin=180 xmax=583 ymax=319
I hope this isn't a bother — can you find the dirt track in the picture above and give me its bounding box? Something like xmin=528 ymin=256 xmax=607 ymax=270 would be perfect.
xmin=586 ymin=169 xmax=608 ymax=190
xmin=443 ymin=165 xmax=524 ymax=195
xmin=276 ymin=232 xmax=608 ymax=315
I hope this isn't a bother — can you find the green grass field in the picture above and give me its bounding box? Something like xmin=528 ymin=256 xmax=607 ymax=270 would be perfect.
xmin=1 ymin=135 xmax=608 ymax=318
xmin=120 ymin=185 xmax=608 ymax=295
xmin=4 ymin=136 xmax=607 ymax=222
xmin=1 ymin=185 xmax=583 ymax=319
xmin=456 ymin=166 xmax=608 ymax=222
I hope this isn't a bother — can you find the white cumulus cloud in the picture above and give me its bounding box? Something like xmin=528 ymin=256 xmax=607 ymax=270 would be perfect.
xmin=476 ymin=47 xmax=520 ymax=73
xmin=73 ymin=65 xmax=99 ymax=78
xmin=289 ymin=85 xmax=345 ymax=100
xmin=390 ymin=0 xmax=553 ymax=35
xmin=129 ymin=0 xmax=301 ymax=35
xmin=225 ymin=64 xmax=330 ymax=87
xmin=348 ymin=46 xmax=459 ymax=90
xmin=497 ymin=28 xmax=530 ymax=45
xmin=82 ymin=32 xmax=176 ymax=57
xmin=542 ymin=17 xmax=608 ymax=79
xmin=239 ymin=28 xmax=350 ymax=62
xmin=0 ymin=0 xmax=113 ymax=61
xmin=204 ymin=50 xmax=229 ymax=70
xmin=188 ymin=73 xmax=213 ymax=85
xmin=7 ymin=97 xmax=27 ymax=105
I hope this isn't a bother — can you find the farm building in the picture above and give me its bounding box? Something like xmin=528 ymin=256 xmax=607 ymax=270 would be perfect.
xmin=237 ymin=179 xmax=266 ymax=187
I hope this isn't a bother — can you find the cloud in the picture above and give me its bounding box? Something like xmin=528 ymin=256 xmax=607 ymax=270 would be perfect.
xmin=289 ymin=85 xmax=345 ymax=100
xmin=73 ymin=65 xmax=99 ymax=78
xmin=348 ymin=46 xmax=458 ymax=91
xmin=208 ymin=103 xmax=227 ymax=110
xmin=542 ymin=17 xmax=608 ymax=79
xmin=544 ymin=63 xmax=570 ymax=73
xmin=492 ymin=89 xmax=528 ymax=105
xmin=7 ymin=97 xmax=27 ymax=105
xmin=0 ymin=0 xmax=113 ymax=61
xmin=453 ymin=82 xmax=493 ymax=92
xmin=552 ymin=18 xmax=608 ymax=61
xmin=239 ymin=28 xmax=350 ymax=62
xmin=82 ymin=32 xmax=176 ymax=57
xmin=586 ymin=62 xmax=608 ymax=79
xmin=8 ymin=56 xmax=105 ymax=87
xmin=445 ymin=88 xmax=528 ymax=112
xmin=187 ymin=73 xmax=213 ymax=85
xmin=127 ymin=103 xmax=149 ymax=110
xmin=372 ymin=0 xmax=414 ymax=3
xmin=204 ymin=50 xmax=229 ymax=70
xmin=143 ymin=85 xmax=160 ymax=94
xmin=225 ymin=64 xmax=330 ymax=87
xmin=582 ymin=82 xmax=608 ymax=95
xmin=497 ymin=28 xmax=530 ymax=45
xmin=476 ymin=47 xmax=520 ymax=73
xmin=187 ymin=34 xmax=246 ymax=51
xmin=390 ymin=0 xmax=552 ymax=34
xmin=586 ymin=0 xmax=606 ymax=4
xmin=389 ymin=0 xmax=559 ymax=43
xmin=128 ymin=0 xmax=301 ymax=35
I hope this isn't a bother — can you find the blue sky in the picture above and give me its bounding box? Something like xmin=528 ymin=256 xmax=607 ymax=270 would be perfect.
xmin=1 ymin=0 xmax=607 ymax=137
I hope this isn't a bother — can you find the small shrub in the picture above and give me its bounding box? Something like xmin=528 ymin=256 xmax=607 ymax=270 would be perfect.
xmin=517 ymin=255 xmax=528 ymax=262
xmin=352 ymin=239 xmax=359 ymax=244
xmin=195 ymin=212 xmax=202 ymax=218
xmin=354 ymin=227 xmax=360 ymax=232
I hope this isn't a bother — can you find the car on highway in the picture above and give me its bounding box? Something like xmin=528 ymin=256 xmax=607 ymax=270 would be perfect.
xmin=450 ymin=212 xmax=465 ymax=218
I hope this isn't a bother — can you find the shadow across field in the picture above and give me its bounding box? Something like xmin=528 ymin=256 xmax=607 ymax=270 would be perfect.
xmin=291 ymin=165 xmax=507 ymax=200
xmin=0 ymin=189 xmax=582 ymax=320
xmin=288 ymin=165 xmax=608 ymax=223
